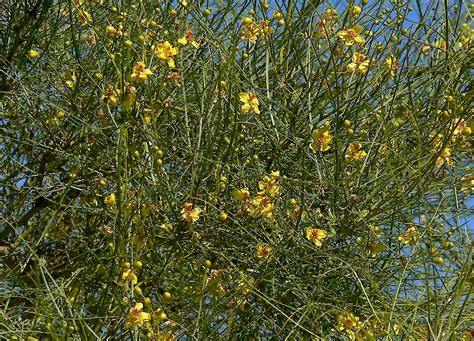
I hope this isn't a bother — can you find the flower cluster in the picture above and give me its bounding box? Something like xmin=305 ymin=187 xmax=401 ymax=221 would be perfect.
xmin=398 ymin=225 xmax=419 ymax=246
xmin=125 ymin=303 xmax=151 ymax=329
xmin=310 ymin=122 xmax=333 ymax=152
xmin=306 ymin=228 xmax=328 ymax=247
xmin=239 ymin=92 xmax=260 ymax=114
xmin=240 ymin=17 xmax=275 ymax=43
xmin=181 ymin=202 xmax=202 ymax=224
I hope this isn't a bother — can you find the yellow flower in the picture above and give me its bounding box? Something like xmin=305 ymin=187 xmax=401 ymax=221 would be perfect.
xmin=434 ymin=39 xmax=447 ymax=50
xmin=398 ymin=226 xmax=419 ymax=246
xmin=28 ymin=49 xmax=40 ymax=58
xmin=239 ymin=92 xmax=260 ymax=114
xmin=181 ymin=202 xmax=202 ymax=223
xmin=130 ymin=61 xmax=153 ymax=82
xmin=247 ymin=196 xmax=274 ymax=219
xmin=121 ymin=268 xmax=138 ymax=285
xmin=123 ymin=84 xmax=137 ymax=110
xmin=155 ymin=41 xmax=179 ymax=68
xmin=241 ymin=23 xmax=261 ymax=43
xmin=255 ymin=243 xmax=272 ymax=259
xmin=335 ymin=311 xmax=368 ymax=339
xmin=231 ymin=274 xmax=254 ymax=307
xmin=316 ymin=20 xmax=332 ymax=39
xmin=337 ymin=26 xmax=365 ymax=46
xmin=347 ymin=52 xmax=370 ymax=74
xmin=460 ymin=331 xmax=474 ymax=341
xmin=125 ymin=303 xmax=151 ymax=329
xmin=306 ymin=228 xmax=328 ymax=247
xmin=323 ymin=8 xmax=338 ymax=21
xmin=435 ymin=148 xmax=453 ymax=166
xmin=384 ymin=55 xmax=399 ymax=77
xmin=430 ymin=132 xmax=444 ymax=151
xmin=101 ymin=86 xmax=120 ymax=106
xmin=314 ymin=9 xmax=338 ymax=39
xmin=451 ymin=117 xmax=467 ymax=136
xmin=258 ymin=173 xmax=280 ymax=197
xmin=367 ymin=236 xmax=385 ymax=257
xmin=336 ymin=311 xmax=360 ymax=332
xmin=270 ymin=170 xmax=280 ymax=178
xmin=104 ymin=193 xmax=116 ymax=206
xmin=345 ymin=142 xmax=367 ymax=161
xmin=206 ymin=269 xmax=226 ymax=297
xmin=258 ymin=19 xmax=274 ymax=39
xmin=168 ymin=71 xmax=182 ymax=86
xmin=232 ymin=188 xmax=250 ymax=202
xmin=178 ymin=30 xmax=200 ymax=48
xmin=310 ymin=122 xmax=333 ymax=151
xmin=65 ymin=74 xmax=76 ymax=89
xmin=77 ymin=9 xmax=92 ymax=24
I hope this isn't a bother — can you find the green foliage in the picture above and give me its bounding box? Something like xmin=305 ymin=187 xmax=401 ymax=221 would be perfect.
xmin=0 ymin=0 xmax=472 ymax=339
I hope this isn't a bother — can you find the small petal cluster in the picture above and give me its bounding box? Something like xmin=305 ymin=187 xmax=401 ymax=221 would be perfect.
xmin=310 ymin=122 xmax=332 ymax=151
xmin=239 ymin=92 xmax=260 ymax=114
xmin=121 ymin=268 xmax=138 ymax=285
xmin=430 ymin=137 xmax=445 ymax=166
xmin=104 ymin=193 xmax=116 ymax=206
xmin=168 ymin=71 xmax=182 ymax=86
xmin=155 ymin=41 xmax=179 ymax=67
xmin=259 ymin=20 xmax=274 ymax=38
xmin=345 ymin=143 xmax=367 ymax=161
xmin=130 ymin=62 xmax=153 ymax=82
xmin=429 ymin=123 xmax=467 ymax=167
xmin=101 ymin=86 xmax=121 ymax=106
xmin=125 ymin=303 xmax=151 ymax=329
xmin=435 ymin=148 xmax=453 ymax=166
xmin=367 ymin=236 xmax=385 ymax=258
xmin=206 ymin=269 xmax=226 ymax=297
xmin=234 ymin=172 xmax=280 ymax=220
xmin=398 ymin=226 xmax=420 ymax=246
xmin=240 ymin=18 xmax=274 ymax=43
xmin=258 ymin=171 xmax=280 ymax=197
xmin=338 ymin=25 xmax=365 ymax=46
xmin=255 ymin=243 xmax=272 ymax=259
xmin=181 ymin=202 xmax=202 ymax=223
xmin=123 ymin=84 xmax=137 ymax=110
xmin=232 ymin=188 xmax=250 ymax=202
xmin=347 ymin=52 xmax=370 ymax=74
xmin=178 ymin=30 xmax=200 ymax=48
xmin=335 ymin=311 xmax=363 ymax=340
xmin=306 ymin=228 xmax=328 ymax=247
xmin=384 ymin=55 xmax=399 ymax=77
xmin=241 ymin=23 xmax=260 ymax=43
xmin=451 ymin=118 xmax=470 ymax=137
xmin=316 ymin=9 xmax=338 ymax=39
xmin=106 ymin=24 xmax=123 ymax=38
xmin=459 ymin=23 xmax=474 ymax=45
xmin=336 ymin=310 xmax=396 ymax=339
xmin=247 ymin=196 xmax=275 ymax=220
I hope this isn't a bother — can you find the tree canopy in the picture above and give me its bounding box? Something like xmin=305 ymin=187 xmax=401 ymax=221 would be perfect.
xmin=0 ymin=0 xmax=473 ymax=339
